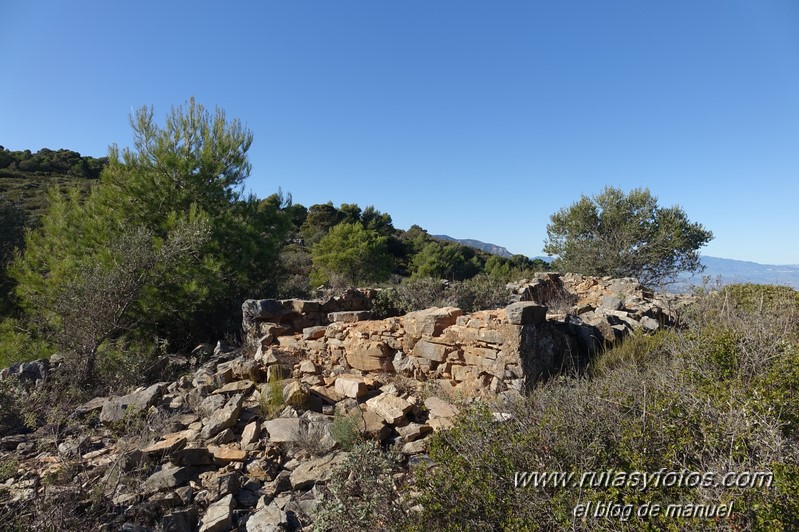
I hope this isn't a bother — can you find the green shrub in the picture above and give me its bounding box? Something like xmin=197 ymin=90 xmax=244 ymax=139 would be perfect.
xmin=723 ymin=283 xmax=799 ymax=313
xmin=0 ymin=317 xmax=53 ymax=368
xmin=261 ymin=371 xmax=286 ymax=419
xmin=405 ymin=286 xmax=799 ymax=530
xmin=310 ymin=222 xmax=394 ymax=288
xmin=314 ymin=442 xmax=408 ymax=532
xmin=372 ymin=275 xmax=510 ymax=317
xmin=329 ymin=412 xmax=361 ymax=451
xmin=394 ymin=277 xmax=452 ymax=312
xmin=369 ymin=288 xmax=404 ymax=319
xmin=448 ymin=273 xmax=510 ymax=313
xmin=590 ymin=329 xmax=674 ymax=377
xmin=0 ymin=456 xmax=19 ymax=484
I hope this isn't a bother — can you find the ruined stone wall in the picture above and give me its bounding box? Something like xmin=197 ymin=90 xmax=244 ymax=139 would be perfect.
xmin=0 ymin=274 xmax=695 ymax=531
xmin=242 ymin=273 xmax=691 ymax=398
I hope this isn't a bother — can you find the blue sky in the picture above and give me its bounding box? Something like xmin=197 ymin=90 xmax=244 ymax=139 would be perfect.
xmin=2 ymin=1 xmax=798 ymax=264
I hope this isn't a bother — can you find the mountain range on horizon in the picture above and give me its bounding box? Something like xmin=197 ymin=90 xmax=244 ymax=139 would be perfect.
xmin=432 ymin=235 xmax=515 ymax=258
xmin=433 ymin=234 xmax=799 ymax=290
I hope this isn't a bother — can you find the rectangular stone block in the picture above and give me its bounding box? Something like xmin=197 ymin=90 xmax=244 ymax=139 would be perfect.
xmin=505 ymin=302 xmax=547 ymax=325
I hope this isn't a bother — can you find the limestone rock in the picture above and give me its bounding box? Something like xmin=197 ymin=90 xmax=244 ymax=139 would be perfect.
xmin=428 ymin=417 xmax=454 ymax=431
xmin=201 ymin=393 xmax=244 ymax=440
xmin=505 ymin=302 xmax=547 ymax=326
xmin=199 ymin=394 xmax=227 ymax=418
xmin=242 ymin=299 xmax=288 ymax=331
xmin=264 ymin=418 xmax=304 ymax=443
xmin=209 ymin=446 xmax=247 ymax=463
xmin=142 ymin=465 xmax=204 ymax=496
xmin=202 ymin=471 xmax=241 ymax=501
xmin=403 ymin=307 xmax=462 ymax=339
xmin=397 ymin=422 xmax=432 ymax=442
xmin=142 ymin=431 xmax=196 ymax=457
xmin=247 ymin=501 xmax=288 ymax=532
xmin=366 ymin=393 xmax=414 ymax=424
xmin=299 ymin=359 xmax=318 ymax=374
xmin=334 ymin=375 xmax=367 ymax=398
xmin=640 ymin=315 xmax=660 ymax=331
xmin=74 ymin=396 xmax=108 ymax=417
xmin=289 ymin=452 xmax=347 ymax=490
xmin=200 ymin=494 xmax=235 ymax=532
xmin=100 ymin=382 xmax=167 ymax=425
xmin=346 ymin=407 xmax=390 ymax=441
xmin=401 ymin=439 xmax=428 ymax=455
xmin=212 ymin=379 xmax=255 ymax=396
xmin=412 ymin=339 xmax=449 ymax=362
xmin=241 ymin=421 xmax=260 ymax=448
xmin=281 ymin=380 xmax=308 ymax=406
xmin=600 ymin=295 xmax=623 ymax=311
xmin=328 ymin=310 xmax=372 ymax=323
xmin=343 ymin=337 xmax=394 ymax=372
xmin=162 ymin=508 xmax=198 ymax=532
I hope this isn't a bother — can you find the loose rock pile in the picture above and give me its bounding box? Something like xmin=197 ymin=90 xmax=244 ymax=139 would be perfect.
xmin=0 ymin=273 xmax=692 ymax=531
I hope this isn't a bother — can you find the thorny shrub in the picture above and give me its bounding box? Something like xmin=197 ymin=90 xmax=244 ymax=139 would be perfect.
xmin=402 ymin=284 xmax=799 ymax=530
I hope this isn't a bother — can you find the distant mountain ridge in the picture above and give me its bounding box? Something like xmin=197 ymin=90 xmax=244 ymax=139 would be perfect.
xmin=431 ymin=233 xmax=799 ymax=290
xmin=677 ymin=256 xmax=799 ymax=290
xmin=432 ymin=235 xmax=514 ymax=258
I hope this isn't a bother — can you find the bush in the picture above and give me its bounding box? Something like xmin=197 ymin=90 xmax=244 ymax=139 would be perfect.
xmin=406 ymin=285 xmax=799 ymax=530
xmin=369 ymin=288 xmax=405 ymax=319
xmin=544 ymin=186 xmax=713 ymax=287
xmin=371 ymin=275 xmax=510 ymax=318
xmin=395 ymin=277 xmax=452 ymax=311
xmin=310 ymin=222 xmax=394 ymax=288
xmin=0 ymin=317 xmax=52 ymax=369
xmin=329 ymin=412 xmax=361 ymax=451
xmin=448 ymin=274 xmax=510 ymax=313
xmin=314 ymin=442 xmax=408 ymax=532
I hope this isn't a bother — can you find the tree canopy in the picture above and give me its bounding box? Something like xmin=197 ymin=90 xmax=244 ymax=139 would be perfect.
xmin=311 ymin=222 xmax=394 ymax=287
xmin=9 ymin=98 xmax=289 ymax=383
xmin=543 ymin=186 xmax=713 ymax=287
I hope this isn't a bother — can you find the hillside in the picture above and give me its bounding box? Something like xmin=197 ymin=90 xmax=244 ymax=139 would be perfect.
xmin=0 ymin=147 xmax=107 ymax=219
xmin=1 ymin=135 xmax=795 ymax=530
xmin=448 ymin=237 xmax=799 ymax=290
xmin=684 ymin=255 xmax=799 ymax=289
xmin=432 ymin=234 xmax=514 ymax=258
xmin=1 ymin=277 xmax=796 ymax=530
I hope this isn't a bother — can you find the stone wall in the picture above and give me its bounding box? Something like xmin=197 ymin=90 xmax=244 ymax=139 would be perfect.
xmin=241 ymin=288 xmax=375 ymax=341
xmin=243 ymin=273 xmax=692 ymax=397
xmin=0 ymin=273 xmax=695 ymax=531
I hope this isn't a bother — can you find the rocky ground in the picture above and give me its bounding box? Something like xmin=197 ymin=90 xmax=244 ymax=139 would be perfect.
xmin=0 ymin=273 xmax=692 ymax=531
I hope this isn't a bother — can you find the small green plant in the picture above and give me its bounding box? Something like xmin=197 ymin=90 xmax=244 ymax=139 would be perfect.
xmin=329 ymin=412 xmax=360 ymax=451
xmin=260 ymin=370 xmax=285 ymax=419
xmin=589 ymin=329 xmax=674 ymax=377
xmin=0 ymin=457 xmax=19 ymax=483
xmin=369 ymin=288 xmax=404 ymax=319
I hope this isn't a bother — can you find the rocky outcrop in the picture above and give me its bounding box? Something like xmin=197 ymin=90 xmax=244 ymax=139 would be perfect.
xmin=0 ymin=343 xmax=463 ymax=530
xmin=0 ymin=274 xmax=691 ymax=530
xmin=242 ymin=288 xmax=374 ymax=342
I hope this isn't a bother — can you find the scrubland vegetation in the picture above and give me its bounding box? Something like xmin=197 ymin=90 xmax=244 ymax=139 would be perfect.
xmin=316 ymin=282 xmax=799 ymax=531
xmin=2 ymin=100 xmax=792 ymax=531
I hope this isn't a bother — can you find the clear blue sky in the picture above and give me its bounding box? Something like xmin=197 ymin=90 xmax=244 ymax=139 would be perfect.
xmin=2 ymin=1 xmax=798 ymax=264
